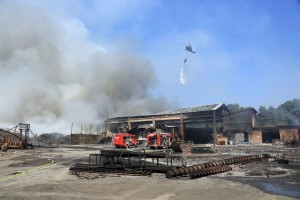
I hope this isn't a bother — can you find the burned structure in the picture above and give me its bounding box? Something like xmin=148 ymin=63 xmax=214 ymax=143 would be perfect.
xmin=249 ymin=125 xmax=300 ymax=145
xmin=105 ymin=103 xmax=300 ymax=145
xmin=223 ymin=108 xmax=258 ymax=144
xmin=0 ymin=123 xmax=33 ymax=151
xmin=105 ymin=103 xmax=246 ymax=144
xmin=70 ymin=124 xmax=108 ymax=145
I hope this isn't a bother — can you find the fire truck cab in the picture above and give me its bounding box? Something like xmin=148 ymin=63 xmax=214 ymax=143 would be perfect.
xmin=147 ymin=132 xmax=173 ymax=149
xmin=113 ymin=133 xmax=138 ymax=148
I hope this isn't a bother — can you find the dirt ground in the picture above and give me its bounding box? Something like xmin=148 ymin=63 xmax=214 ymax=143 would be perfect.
xmin=0 ymin=145 xmax=299 ymax=200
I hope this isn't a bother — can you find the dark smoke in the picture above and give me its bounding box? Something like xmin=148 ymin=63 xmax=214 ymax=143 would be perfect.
xmin=0 ymin=1 xmax=171 ymax=133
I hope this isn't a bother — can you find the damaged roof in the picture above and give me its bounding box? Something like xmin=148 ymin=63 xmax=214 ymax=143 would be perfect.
xmin=105 ymin=103 xmax=230 ymax=122
xmin=156 ymin=103 xmax=227 ymax=115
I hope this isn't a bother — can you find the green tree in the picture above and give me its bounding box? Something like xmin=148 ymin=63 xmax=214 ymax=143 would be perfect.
xmin=257 ymin=99 xmax=300 ymax=126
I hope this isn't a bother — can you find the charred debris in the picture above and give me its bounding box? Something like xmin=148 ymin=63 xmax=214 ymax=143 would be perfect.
xmin=0 ymin=123 xmax=60 ymax=151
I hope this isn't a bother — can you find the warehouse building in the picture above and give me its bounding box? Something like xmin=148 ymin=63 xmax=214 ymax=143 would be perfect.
xmin=105 ymin=103 xmax=259 ymax=144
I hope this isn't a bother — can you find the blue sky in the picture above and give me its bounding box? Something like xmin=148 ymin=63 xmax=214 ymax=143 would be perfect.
xmin=1 ymin=0 xmax=300 ymax=132
xmin=46 ymin=0 xmax=300 ymax=109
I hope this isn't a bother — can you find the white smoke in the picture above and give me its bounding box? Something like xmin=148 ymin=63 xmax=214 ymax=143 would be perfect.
xmin=0 ymin=1 xmax=171 ymax=133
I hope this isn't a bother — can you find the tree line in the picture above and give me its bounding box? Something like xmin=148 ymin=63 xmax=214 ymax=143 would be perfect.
xmin=227 ymin=99 xmax=300 ymax=126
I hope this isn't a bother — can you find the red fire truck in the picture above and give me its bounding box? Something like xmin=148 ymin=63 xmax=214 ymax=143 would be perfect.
xmin=147 ymin=132 xmax=173 ymax=149
xmin=112 ymin=133 xmax=138 ymax=148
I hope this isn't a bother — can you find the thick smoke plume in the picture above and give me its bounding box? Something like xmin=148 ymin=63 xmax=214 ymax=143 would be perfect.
xmin=0 ymin=2 xmax=170 ymax=133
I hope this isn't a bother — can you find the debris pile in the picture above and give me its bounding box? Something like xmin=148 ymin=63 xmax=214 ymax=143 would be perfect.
xmin=70 ymin=165 xmax=152 ymax=179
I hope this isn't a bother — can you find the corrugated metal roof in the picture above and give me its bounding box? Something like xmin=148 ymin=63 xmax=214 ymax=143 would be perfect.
xmin=105 ymin=103 xmax=227 ymax=121
xmin=156 ymin=103 xmax=224 ymax=115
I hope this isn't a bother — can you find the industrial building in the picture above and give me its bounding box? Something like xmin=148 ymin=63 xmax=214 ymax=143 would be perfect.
xmin=249 ymin=125 xmax=300 ymax=144
xmin=105 ymin=103 xmax=299 ymax=145
xmin=105 ymin=103 xmax=255 ymax=144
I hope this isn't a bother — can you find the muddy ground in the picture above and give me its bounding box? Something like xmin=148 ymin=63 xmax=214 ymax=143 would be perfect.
xmin=0 ymin=145 xmax=299 ymax=200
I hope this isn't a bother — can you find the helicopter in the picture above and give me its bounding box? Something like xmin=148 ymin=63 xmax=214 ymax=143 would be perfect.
xmin=185 ymin=42 xmax=196 ymax=53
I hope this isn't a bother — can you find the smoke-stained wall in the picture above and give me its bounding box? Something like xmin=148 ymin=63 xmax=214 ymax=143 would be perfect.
xmin=185 ymin=128 xmax=213 ymax=144
xmin=223 ymin=109 xmax=257 ymax=132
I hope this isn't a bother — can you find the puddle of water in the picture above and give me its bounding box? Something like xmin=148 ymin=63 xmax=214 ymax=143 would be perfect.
xmin=261 ymin=182 xmax=300 ymax=198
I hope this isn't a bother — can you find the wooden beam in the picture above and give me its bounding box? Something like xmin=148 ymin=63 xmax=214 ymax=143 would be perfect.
xmin=180 ymin=114 xmax=184 ymax=141
xmin=213 ymin=111 xmax=217 ymax=146
xmin=106 ymin=112 xmax=216 ymax=124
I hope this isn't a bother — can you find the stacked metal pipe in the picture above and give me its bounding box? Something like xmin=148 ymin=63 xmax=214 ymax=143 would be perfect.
xmin=166 ymin=154 xmax=272 ymax=179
